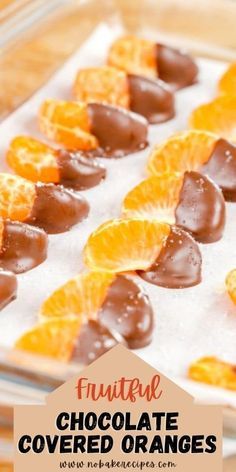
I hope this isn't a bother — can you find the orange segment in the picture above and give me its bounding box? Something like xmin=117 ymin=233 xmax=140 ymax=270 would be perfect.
xmin=40 ymin=271 xmax=115 ymax=320
xmin=225 ymin=269 xmax=236 ymax=304
xmin=0 ymin=173 xmax=36 ymax=221
xmin=74 ymin=66 xmax=130 ymax=109
xmin=15 ymin=318 xmax=80 ymax=361
xmin=39 ymin=99 xmax=98 ymax=150
xmin=189 ymin=357 xmax=236 ymax=391
xmin=6 ymin=136 xmax=60 ymax=183
xmin=218 ymin=63 xmax=236 ymax=96
xmin=189 ymin=96 xmax=236 ymax=142
xmin=122 ymin=174 xmax=183 ymax=222
xmin=84 ymin=218 xmax=170 ymax=272
xmin=108 ymin=35 xmax=157 ymax=78
xmin=0 ymin=218 xmax=4 ymax=249
xmin=147 ymin=130 xmax=217 ymax=176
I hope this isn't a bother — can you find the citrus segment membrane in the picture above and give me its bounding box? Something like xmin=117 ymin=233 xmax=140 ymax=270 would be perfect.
xmin=189 ymin=357 xmax=236 ymax=391
xmin=0 ymin=173 xmax=36 ymax=221
xmin=84 ymin=218 xmax=171 ymax=272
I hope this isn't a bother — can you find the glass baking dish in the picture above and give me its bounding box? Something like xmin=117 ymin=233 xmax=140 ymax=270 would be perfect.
xmin=0 ymin=0 xmax=236 ymax=468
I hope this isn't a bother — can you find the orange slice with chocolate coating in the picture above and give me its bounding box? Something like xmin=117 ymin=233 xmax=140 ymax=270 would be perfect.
xmin=39 ymin=99 xmax=148 ymax=156
xmin=6 ymin=136 xmax=106 ymax=190
xmin=218 ymin=63 xmax=236 ymax=96
xmin=74 ymin=66 xmax=130 ymax=109
xmin=189 ymin=96 xmax=236 ymax=142
xmin=122 ymin=171 xmax=226 ymax=243
xmin=108 ymin=35 xmax=198 ymax=90
xmin=0 ymin=173 xmax=89 ymax=234
xmin=40 ymin=271 xmax=154 ymax=357
xmin=74 ymin=65 xmax=175 ymax=125
xmin=189 ymin=357 xmax=236 ymax=391
xmin=147 ymin=130 xmax=236 ymax=202
xmin=40 ymin=271 xmax=115 ymax=320
xmin=84 ymin=218 xmax=170 ymax=272
xmin=15 ymin=318 xmax=80 ymax=361
xmin=39 ymin=99 xmax=98 ymax=150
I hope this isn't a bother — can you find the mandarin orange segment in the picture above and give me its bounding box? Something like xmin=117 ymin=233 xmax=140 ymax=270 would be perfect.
xmin=218 ymin=63 xmax=236 ymax=96
xmin=122 ymin=174 xmax=183 ymax=222
xmin=84 ymin=218 xmax=170 ymax=272
xmin=225 ymin=269 xmax=236 ymax=304
xmin=40 ymin=271 xmax=115 ymax=320
xmin=39 ymin=99 xmax=98 ymax=150
xmin=15 ymin=318 xmax=80 ymax=361
xmin=0 ymin=218 xmax=4 ymax=249
xmin=108 ymin=35 xmax=157 ymax=78
xmin=6 ymin=136 xmax=60 ymax=183
xmin=189 ymin=357 xmax=236 ymax=391
xmin=0 ymin=173 xmax=36 ymax=221
xmin=74 ymin=66 xmax=130 ymax=109
xmin=147 ymin=130 xmax=217 ymax=176
xmin=189 ymin=96 xmax=236 ymax=142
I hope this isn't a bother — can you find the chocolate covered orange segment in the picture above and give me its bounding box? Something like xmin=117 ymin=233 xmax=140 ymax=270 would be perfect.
xmin=189 ymin=357 xmax=236 ymax=391
xmin=189 ymin=96 xmax=236 ymax=142
xmin=74 ymin=66 xmax=175 ymax=124
xmin=39 ymin=99 xmax=98 ymax=150
xmin=74 ymin=66 xmax=130 ymax=109
xmin=108 ymin=35 xmax=157 ymax=78
xmin=7 ymin=136 xmax=106 ymax=190
xmin=225 ymin=269 xmax=236 ymax=304
xmin=0 ymin=173 xmax=89 ymax=234
xmin=147 ymin=130 xmax=217 ymax=176
xmin=122 ymin=171 xmax=225 ymax=243
xmin=15 ymin=318 xmax=80 ymax=361
xmin=84 ymin=218 xmax=170 ymax=272
xmin=40 ymin=271 xmax=115 ymax=320
xmin=218 ymin=63 xmax=236 ymax=96
xmin=147 ymin=130 xmax=236 ymax=201
xmin=108 ymin=35 xmax=198 ymax=90
xmin=39 ymin=99 xmax=148 ymax=157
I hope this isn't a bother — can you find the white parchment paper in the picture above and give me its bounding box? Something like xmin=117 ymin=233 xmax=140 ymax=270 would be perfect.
xmin=0 ymin=25 xmax=235 ymax=404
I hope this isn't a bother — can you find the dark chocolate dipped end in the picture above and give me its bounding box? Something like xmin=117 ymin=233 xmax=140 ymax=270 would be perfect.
xmin=156 ymin=44 xmax=198 ymax=90
xmin=128 ymin=74 xmax=175 ymax=124
xmin=138 ymin=226 xmax=202 ymax=289
xmin=0 ymin=270 xmax=17 ymax=310
xmin=57 ymin=150 xmax=106 ymax=190
xmin=71 ymin=319 xmax=123 ymax=365
xmin=27 ymin=183 xmax=89 ymax=234
xmin=0 ymin=220 xmax=48 ymax=274
xmin=175 ymin=171 xmax=226 ymax=243
xmin=200 ymin=138 xmax=236 ymax=202
xmin=87 ymin=103 xmax=148 ymax=157
xmin=98 ymin=275 xmax=154 ymax=349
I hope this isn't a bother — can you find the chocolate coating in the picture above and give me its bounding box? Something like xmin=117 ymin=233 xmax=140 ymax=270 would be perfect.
xmin=175 ymin=171 xmax=225 ymax=243
xmin=87 ymin=103 xmax=148 ymax=157
xmin=201 ymin=138 xmax=236 ymax=202
xmin=128 ymin=74 xmax=175 ymax=124
xmin=0 ymin=270 xmax=17 ymax=310
xmin=72 ymin=319 xmax=122 ymax=365
xmin=0 ymin=220 xmax=48 ymax=273
xmin=156 ymin=44 xmax=198 ymax=90
xmin=98 ymin=275 xmax=154 ymax=349
xmin=57 ymin=150 xmax=106 ymax=190
xmin=138 ymin=226 xmax=202 ymax=289
xmin=27 ymin=183 xmax=89 ymax=234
